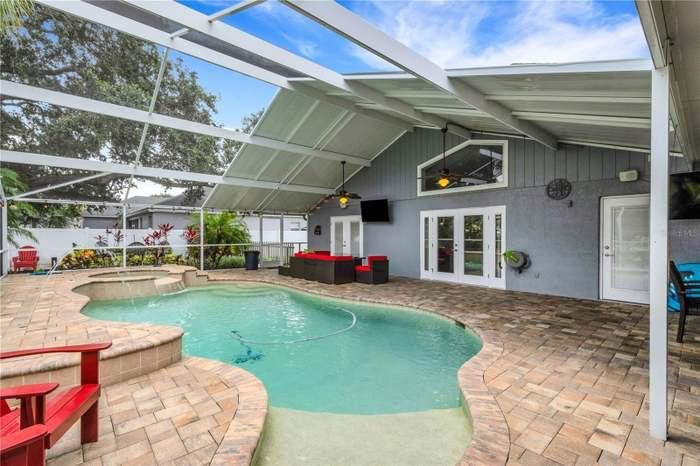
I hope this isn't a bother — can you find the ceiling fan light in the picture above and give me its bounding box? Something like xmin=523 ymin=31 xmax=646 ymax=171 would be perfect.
xmin=338 ymin=195 xmax=349 ymax=206
xmin=437 ymin=176 xmax=450 ymax=188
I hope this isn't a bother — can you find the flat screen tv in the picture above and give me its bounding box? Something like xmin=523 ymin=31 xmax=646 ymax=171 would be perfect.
xmin=670 ymin=171 xmax=700 ymax=219
xmin=360 ymin=199 xmax=390 ymax=222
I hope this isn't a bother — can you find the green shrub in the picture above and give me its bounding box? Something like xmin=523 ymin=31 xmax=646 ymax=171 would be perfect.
xmin=162 ymin=253 xmax=182 ymax=265
xmin=214 ymin=255 xmax=245 ymax=269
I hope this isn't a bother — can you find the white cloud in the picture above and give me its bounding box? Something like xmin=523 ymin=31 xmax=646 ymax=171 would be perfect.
xmin=350 ymin=0 xmax=649 ymax=70
xmin=125 ymin=180 xmax=184 ymax=199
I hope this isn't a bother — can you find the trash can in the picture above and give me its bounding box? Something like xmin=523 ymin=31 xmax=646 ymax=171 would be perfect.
xmin=244 ymin=250 xmax=260 ymax=270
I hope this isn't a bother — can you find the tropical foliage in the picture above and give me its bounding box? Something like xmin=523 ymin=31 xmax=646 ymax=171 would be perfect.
xmin=0 ymin=167 xmax=36 ymax=246
xmin=189 ymin=211 xmax=251 ymax=269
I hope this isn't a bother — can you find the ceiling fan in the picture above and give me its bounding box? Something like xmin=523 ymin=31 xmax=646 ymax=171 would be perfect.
xmin=327 ymin=160 xmax=361 ymax=208
xmin=418 ymin=127 xmax=465 ymax=189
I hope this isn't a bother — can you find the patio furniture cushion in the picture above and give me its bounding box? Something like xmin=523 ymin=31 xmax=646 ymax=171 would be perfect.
xmin=368 ymin=256 xmax=388 ymax=265
xmin=355 ymin=265 xmax=370 ymax=272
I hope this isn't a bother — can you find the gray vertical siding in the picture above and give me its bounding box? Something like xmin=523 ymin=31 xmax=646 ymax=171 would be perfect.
xmin=309 ymin=128 xmax=696 ymax=300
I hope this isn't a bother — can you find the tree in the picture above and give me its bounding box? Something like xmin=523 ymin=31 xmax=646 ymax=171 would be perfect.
xmin=0 ymin=167 xmax=37 ymax=246
xmin=1 ymin=4 xmax=263 ymax=223
xmin=189 ymin=211 xmax=251 ymax=268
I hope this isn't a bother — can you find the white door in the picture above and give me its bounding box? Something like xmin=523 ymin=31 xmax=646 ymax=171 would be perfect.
xmin=420 ymin=206 xmax=505 ymax=288
xmin=330 ymin=215 xmax=363 ymax=256
xmin=600 ymin=194 xmax=650 ymax=304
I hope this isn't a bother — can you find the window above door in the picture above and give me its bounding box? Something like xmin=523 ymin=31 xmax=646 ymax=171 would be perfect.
xmin=417 ymin=140 xmax=508 ymax=197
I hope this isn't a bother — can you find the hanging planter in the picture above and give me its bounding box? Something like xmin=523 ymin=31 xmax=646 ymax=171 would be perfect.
xmin=503 ymin=250 xmax=531 ymax=274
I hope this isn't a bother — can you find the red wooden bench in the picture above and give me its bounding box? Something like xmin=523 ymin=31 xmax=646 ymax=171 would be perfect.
xmin=0 ymin=343 xmax=112 ymax=465
xmin=11 ymin=245 xmax=39 ymax=272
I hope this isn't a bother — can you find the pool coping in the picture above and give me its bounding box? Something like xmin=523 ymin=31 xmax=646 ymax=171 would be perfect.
xmin=203 ymin=272 xmax=511 ymax=466
xmin=0 ymin=266 xmax=192 ymax=383
xmin=1 ymin=267 xmax=509 ymax=465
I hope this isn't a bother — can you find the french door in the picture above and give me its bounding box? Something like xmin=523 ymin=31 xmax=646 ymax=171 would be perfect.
xmin=600 ymin=194 xmax=649 ymax=304
xmin=330 ymin=215 xmax=363 ymax=257
xmin=420 ymin=206 xmax=505 ymax=288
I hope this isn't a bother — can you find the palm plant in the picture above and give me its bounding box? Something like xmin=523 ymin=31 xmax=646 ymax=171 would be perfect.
xmin=0 ymin=168 xmax=37 ymax=247
xmin=0 ymin=0 xmax=33 ymax=30
xmin=189 ymin=212 xmax=251 ymax=268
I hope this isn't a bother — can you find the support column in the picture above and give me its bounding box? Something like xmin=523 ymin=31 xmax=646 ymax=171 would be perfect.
xmin=649 ymin=65 xmax=669 ymax=440
xmin=0 ymin=198 xmax=8 ymax=277
xmin=279 ymin=214 xmax=284 ymax=266
xmin=199 ymin=209 xmax=205 ymax=271
xmin=121 ymin=205 xmax=127 ymax=268
xmin=259 ymin=213 xmax=264 ymax=244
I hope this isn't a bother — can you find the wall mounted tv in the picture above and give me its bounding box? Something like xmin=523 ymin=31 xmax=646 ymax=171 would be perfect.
xmin=360 ymin=199 xmax=390 ymax=222
xmin=670 ymin=171 xmax=700 ymax=219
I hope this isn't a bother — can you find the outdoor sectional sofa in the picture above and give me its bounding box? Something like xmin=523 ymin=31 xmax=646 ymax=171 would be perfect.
xmin=288 ymin=251 xmax=356 ymax=284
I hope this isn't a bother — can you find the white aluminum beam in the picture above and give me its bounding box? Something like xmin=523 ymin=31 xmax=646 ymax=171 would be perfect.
xmin=123 ymin=1 xmax=469 ymax=139
xmin=337 ymin=58 xmax=653 ymax=80
xmin=284 ymin=0 xmax=556 ymax=149
xmin=36 ymin=0 xmax=412 ymax=132
xmin=1 ymin=80 xmax=371 ymax=167
xmin=0 ymin=151 xmax=335 ymax=196
xmin=208 ymin=0 xmax=266 ymax=21
xmin=512 ymin=111 xmax=651 ymax=129
xmin=9 ymin=172 xmax=110 ymax=200
xmin=648 ymin=66 xmax=669 ymax=441
xmin=487 ymin=94 xmax=652 ymax=104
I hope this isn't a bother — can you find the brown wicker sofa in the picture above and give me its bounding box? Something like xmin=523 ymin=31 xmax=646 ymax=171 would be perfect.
xmin=288 ymin=251 xmax=355 ymax=284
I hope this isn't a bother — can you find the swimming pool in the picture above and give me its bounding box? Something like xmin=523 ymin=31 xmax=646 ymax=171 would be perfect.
xmin=84 ymin=283 xmax=482 ymax=465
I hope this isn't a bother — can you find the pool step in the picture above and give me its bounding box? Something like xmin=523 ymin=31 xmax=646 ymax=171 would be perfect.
xmin=155 ymin=276 xmax=186 ymax=294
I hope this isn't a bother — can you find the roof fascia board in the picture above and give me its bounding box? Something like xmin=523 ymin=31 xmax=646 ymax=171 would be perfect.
xmin=313 ymin=59 xmax=654 ymax=81
xmin=283 ymin=0 xmax=556 ymax=149
xmin=635 ymin=1 xmax=667 ymax=68
xmin=0 ymin=151 xmax=336 ymax=195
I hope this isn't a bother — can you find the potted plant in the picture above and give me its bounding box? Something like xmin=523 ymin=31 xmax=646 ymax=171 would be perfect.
xmin=503 ymin=250 xmax=531 ymax=274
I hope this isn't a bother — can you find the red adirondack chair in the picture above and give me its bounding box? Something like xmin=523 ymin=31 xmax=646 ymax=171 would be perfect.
xmin=11 ymin=245 xmax=39 ymax=272
xmin=0 ymin=343 xmax=112 ymax=465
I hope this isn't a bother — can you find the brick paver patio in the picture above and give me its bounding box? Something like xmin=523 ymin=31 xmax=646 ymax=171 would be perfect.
xmin=2 ymin=267 xmax=700 ymax=465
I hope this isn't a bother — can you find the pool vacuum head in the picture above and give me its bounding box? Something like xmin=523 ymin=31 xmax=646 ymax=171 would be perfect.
xmin=234 ymin=347 xmax=264 ymax=364
xmin=231 ymin=330 xmax=264 ymax=363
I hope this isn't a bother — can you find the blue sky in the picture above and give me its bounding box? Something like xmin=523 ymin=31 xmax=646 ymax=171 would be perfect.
xmin=173 ymin=0 xmax=648 ymax=130
xmin=134 ymin=0 xmax=649 ymax=196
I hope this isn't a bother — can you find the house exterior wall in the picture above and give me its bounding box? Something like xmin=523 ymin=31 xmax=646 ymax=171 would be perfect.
xmin=307 ymin=128 xmax=690 ymax=300
xmin=81 ymin=217 xmax=119 ymax=230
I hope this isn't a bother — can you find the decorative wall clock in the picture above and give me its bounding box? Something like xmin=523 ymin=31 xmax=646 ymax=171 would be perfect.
xmin=546 ymin=178 xmax=572 ymax=200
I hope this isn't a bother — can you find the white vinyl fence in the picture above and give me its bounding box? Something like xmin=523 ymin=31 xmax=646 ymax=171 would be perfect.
xmin=10 ymin=228 xmax=307 ymax=268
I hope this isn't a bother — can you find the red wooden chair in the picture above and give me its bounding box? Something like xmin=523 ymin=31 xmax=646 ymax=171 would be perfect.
xmin=0 ymin=424 xmax=48 ymax=466
xmin=0 ymin=343 xmax=112 ymax=464
xmin=11 ymin=246 xmax=39 ymax=272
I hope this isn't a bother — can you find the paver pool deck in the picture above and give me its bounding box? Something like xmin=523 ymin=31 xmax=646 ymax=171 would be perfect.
xmin=1 ymin=266 xmax=700 ymax=465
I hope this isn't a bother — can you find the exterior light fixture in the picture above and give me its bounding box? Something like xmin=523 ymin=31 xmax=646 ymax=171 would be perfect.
xmin=437 ymin=175 xmax=450 ymax=188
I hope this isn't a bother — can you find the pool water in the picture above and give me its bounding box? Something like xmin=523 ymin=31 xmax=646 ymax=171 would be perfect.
xmin=84 ymin=283 xmax=482 ymax=464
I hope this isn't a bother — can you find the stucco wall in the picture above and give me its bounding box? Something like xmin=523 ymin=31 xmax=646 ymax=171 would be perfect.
xmin=308 ymin=128 xmax=693 ymax=300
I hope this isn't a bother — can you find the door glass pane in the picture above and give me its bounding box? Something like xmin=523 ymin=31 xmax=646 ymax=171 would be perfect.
xmin=463 ymin=215 xmax=483 ymax=276
xmin=333 ymin=221 xmax=343 ymax=255
xmin=350 ymin=221 xmax=360 ymax=257
xmin=494 ymin=214 xmax=502 ymax=278
xmin=611 ymin=205 xmax=649 ymax=291
xmin=423 ymin=217 xmax=429 ymax=271
xmin=437 ymin=216 xmax=454 ymax=273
